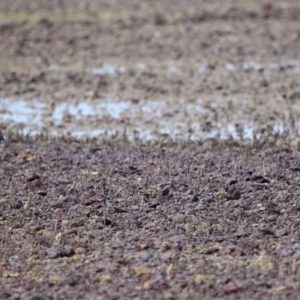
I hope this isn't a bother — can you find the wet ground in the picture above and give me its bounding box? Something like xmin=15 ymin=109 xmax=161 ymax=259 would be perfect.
xmin=1 ymin=0 xmax=300 ymax=299
xmin=1 ymin=0 xmax=300 ymax=141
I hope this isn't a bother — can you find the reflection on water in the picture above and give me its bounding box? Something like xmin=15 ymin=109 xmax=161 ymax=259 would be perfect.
xmin=224 ymin=63 xmax=236 ymax=71
xmin=0 ymin=98 xmax=46 ymax=123
xmin=197 ymin=63 xmax=209 ymax=73
xmin=47 ymin=60 xmax=300 ymax=76
xmin=242 ymin=60 xmax=300 ymax=71
xmin=52 ymin=101 xmax=131 ymax=121
xmin=0 ymin=97 xmax=298 ymax=141
xmin=90 ymin=63 xmax=126 ymax=75
xmin=136 ymin=63 xmax=147 ymax=70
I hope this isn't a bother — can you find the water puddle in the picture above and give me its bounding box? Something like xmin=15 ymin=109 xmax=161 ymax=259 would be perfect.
xmin=197 ymin=63 xmax=209 ymax=74
xmin=91 ymin=63 xmax=126 ymax=75
xmin=136 ymin=63 xmax=147 ymax=70
xmin=52 ymin=101 xmax=131 ymax=122
xmin=47 ymin=60 xmax=300 ymax=76
xmin=0 ymin=98 xmax=46 ymax=123
xmin=0 ymin=97 xmax=298 ymax=141
xmin=242 ymin=60 xmax=300 ymax=71
xmin=224 ymin=63 xmax=236 ymax=71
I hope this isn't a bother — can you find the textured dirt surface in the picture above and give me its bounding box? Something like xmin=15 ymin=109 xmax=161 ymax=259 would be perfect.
xmin=2 ymin=0 xmax=300 ymax=299
xmin=1 ymin=0 xmax=300 ymax=139
xmin=1 ymin=137 xmax=300 ymax=299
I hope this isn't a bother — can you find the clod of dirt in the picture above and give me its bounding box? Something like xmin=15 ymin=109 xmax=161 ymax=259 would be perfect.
xmin=25 ymin=172 xmax=40 ymax=182
xmin=47 ymin=246 xmax=75 ymax=259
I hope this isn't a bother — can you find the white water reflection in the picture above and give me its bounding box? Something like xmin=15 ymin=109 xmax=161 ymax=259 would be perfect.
xmin=242 ymin=60 xmax=300 ymax=71
xmin=91 ymin=63 xmax=126 ymax=75
xmin=136 ymin=63 xmax=147 ymax=70
xmin=224 ymin=63 xmax=236 ymax=71
xmin=167 ymin=61 xmax=178 ymax=73
xmin=47 ymin=60 xmax=300 ymax=76
xmin=92 ymin=60 xmax=300 ymax=74
xmin=0 ymin=98 xmax=46 ymax=123
xmin=0 ymin=97 xmax=298 ymax=141
xmin=198 ymin=63 xmax=209 ymax=74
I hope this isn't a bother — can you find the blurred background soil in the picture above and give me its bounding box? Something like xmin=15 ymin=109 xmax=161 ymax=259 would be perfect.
xmin=1 ymin=0 xmax=300 ymax=140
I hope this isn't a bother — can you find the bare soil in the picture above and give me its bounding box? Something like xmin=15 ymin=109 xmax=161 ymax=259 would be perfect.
xmin=1 ymin=0 xmax=300 ymax=138
xmin=1 ymin=137 xmax=300 ymax=299
xmin=1 ymin=0 xmax=300 ymax=299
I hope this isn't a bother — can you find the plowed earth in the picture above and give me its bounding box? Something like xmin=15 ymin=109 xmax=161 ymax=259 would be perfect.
xmin=1 ymin=0 xmax=300 ymax=139
xmin=1 ymin=0 xmax=300 ymax=299
xmin=1 ymin=137 xmax=300 ymax=299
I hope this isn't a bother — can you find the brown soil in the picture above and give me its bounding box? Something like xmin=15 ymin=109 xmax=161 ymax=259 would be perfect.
xmin=1 ymin=0 xmax=300 ymax=299
xmin=1 ymin=137 xmax=300 ymax=299
xmin=1 ymin=0 xmax=300 ymax=138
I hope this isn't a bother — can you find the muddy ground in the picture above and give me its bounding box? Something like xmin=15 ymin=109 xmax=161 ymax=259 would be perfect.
xmin=1 ymin=137 xmax=300 ymax=300
xmin=1 ymin=0 xmax=300 ymax=299
xmin=1 ymin=0 xmax=300 ymax=139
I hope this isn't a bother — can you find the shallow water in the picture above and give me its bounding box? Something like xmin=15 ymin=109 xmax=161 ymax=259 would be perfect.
xmin=134 ymin=59 xmax=300 ymax=73
xmin=90 ymin=63 xmax=126 ymax=75
xmin=0 ymin=98 xmax=46 ymax=123
xmin=45 ymin=59 xmax=300 ymax=76
xmin=2 ymin=58 xmax=300 ymax=141
xmin=0 ymin=96 xmax=296 ymax=141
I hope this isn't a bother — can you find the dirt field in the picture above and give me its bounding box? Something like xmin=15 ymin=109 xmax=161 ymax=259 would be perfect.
xmin=1 ymin=0 xmax=300 ymax=139
xmin=1 ymin=0 xmax=300 ymax=299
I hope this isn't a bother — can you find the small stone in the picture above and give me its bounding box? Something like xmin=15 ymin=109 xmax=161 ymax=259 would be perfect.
xmin=161 ymin=187 xmax=169 ymax=196
xmin=37 ymin=190 xmax=47 ymax=196
xmin=26 ymin=172 xmax=40 ymax=182
xmin=224 ymin=281 xmax=238 ymax=294
xmin=226 ymin=178 xmax=237 ymax=185
xmin=64 ymin=227 xmax=81 ymax=235
xmin=11 ymin=200 xmax=23 ymax=209
xmin=47 ymin=245 xmax=75 ymax=259
xmin=0 ymin=131 xmax=4 ymax=144
xmin=11 ymin=294 xmax=21 ymax=300
xmin=275 ymin=229 xmax=288 ymax=238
